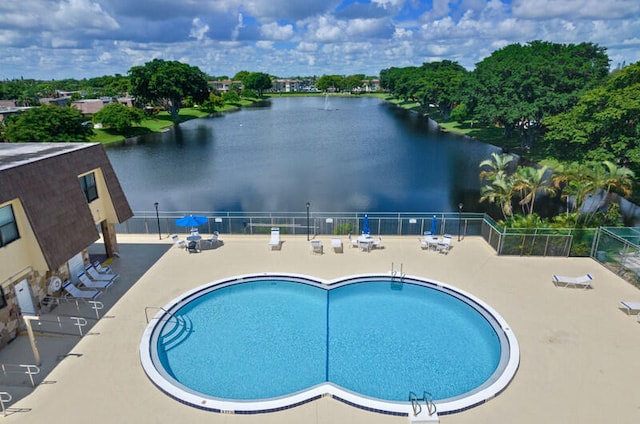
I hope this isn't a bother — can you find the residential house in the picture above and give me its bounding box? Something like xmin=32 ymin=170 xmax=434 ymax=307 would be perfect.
xmin=0 ymin=143 xmax=133 ymax=349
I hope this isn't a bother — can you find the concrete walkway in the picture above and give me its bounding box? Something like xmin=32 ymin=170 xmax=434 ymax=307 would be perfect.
xmin=1 ymin=234 xmax=639 ymax=423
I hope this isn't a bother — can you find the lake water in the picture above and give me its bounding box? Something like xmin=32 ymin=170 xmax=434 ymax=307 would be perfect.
xmin=106 ymin=96 xmax=501 ymax=213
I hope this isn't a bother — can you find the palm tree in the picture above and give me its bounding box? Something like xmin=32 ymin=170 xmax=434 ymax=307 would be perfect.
xmin=584 ymin=160 xmax=634 ymax=226
xmin=479 ymin=152 xmax=516 ymax=184
xmin=512 ymin=165 xmax=556 ymax=216
xmin=479 ymin=173 xmax=515 ymax=219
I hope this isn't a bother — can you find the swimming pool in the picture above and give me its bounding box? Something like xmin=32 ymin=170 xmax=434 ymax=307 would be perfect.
xmin=140 ymin=273 xmax=519 ymax=416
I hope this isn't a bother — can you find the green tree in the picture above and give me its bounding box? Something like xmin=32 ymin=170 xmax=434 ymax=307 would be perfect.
xmin=316 ymin=75 xmax=345 ymax=92
xmin=544 ymin=62 xmax=640 ymax=180
xmin=463 ymin=41 xmax=609 ymax=150
xmin=512 ymin=166 xmax=556 ymax=216
xmin=200 ymin=94 xmax=224 ymax=114
xmin=242 ymin=72 xmax=272 ymax=97
xmin=3 ymin=105 xmax=93 ymax=142
xmin=92 ymin=102 xmax=145 ymax=132
xmin=128 ymin=59 xmax=209 ymax=123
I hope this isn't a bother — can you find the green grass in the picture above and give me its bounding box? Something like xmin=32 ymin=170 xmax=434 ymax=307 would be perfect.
xmin=90 ymin=107 xmax=217 ymax=145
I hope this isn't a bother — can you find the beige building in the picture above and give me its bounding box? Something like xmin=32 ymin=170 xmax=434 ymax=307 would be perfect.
xmin=0 ymin=143 xmax=132 ymax=349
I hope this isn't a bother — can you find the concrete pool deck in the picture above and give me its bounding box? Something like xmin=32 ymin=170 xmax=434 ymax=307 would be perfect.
xmin=1 ymin=234 xmax=640 ymax=423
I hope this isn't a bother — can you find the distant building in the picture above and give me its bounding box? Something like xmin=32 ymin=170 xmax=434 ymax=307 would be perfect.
xmin=209 ymin=80 xmax=242 ymax=92
xmin=71 ymin=97 xmax=134 ymax=115
xmin=0 ymin=143 xmax=133 ymax=350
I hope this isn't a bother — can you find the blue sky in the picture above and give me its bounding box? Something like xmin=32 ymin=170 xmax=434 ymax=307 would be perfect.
xmin=1 ymin=0 xmax=639 ymax=80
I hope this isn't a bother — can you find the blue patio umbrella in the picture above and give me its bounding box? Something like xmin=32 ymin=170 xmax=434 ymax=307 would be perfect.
xmin=175 ymin=215 xmax=208 ymax=228
xmin=430 ymin=215 xmax=437 ymax=235
xmin=362 ymin=214 xmax=371 ymax=235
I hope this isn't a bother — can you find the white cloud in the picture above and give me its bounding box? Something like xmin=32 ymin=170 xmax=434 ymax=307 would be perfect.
xmin=260 ymin=22 xmax=294 ymax=41
xmin=0 ymin=0 xmax=639 ymax=80
xmin=189 ymin=18 xmax=209 ymax=41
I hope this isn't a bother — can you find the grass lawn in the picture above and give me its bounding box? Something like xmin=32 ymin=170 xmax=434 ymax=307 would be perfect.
xmin=91 ymin=107 xmax=218 ymax=145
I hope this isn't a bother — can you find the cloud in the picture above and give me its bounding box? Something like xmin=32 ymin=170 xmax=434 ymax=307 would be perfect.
xmin=0 ymin=0 xmax=638 ymax=80
xmin=260 ymin=22 xmax=294 ymax=41
xmin=189 ymin=18 xmax=210 ymax=41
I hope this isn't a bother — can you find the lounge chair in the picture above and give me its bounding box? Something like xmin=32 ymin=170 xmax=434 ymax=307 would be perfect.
xmin=268 ymin=228 xmax=281 ymax=250
xmin=78 ymin=272 xmax=112 ymax=290
xmin=310 ymin=239 xmax=323 ymax=254
xmin=86 ymin=265 xmax=119 ymax=283
xmin=552 ymin=273 xmax=593 ymax=289
xmin=93 ymin=261 xmax=112 ymax=274
xmin=619 ymin=301 xmax=640 ymax=315
xmin=171 ymin=234 xmax=186 ymax=249
xmin=63 ymin=281 xmax=101 ymax=300
xmin=437 ymin=234 xmax=452 ymax=254
xmin=331 ymin=238 xmax=343 ymax=253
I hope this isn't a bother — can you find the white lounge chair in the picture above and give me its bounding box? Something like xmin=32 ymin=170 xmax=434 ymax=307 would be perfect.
xmin=63 ymin=281 xmax=101 ymax=300
xmin=93 ymin=261 xmax=112 ymax=274
xmin=78 ymin=272 xmax=112 ymax=290
xmin=310 ymin=239 xmax=323 ymax=254
xmin=437 ymin=234 xmax=452 ymax=254
xmin=268 ymin=228 xmax=281 ymax=250
xmin=171 ymin=234 xmax=186 ymax=249
xmin=552 ymin=273 xmax=593 ymax=289
xmin=619 ymin=301 xmax=640 ymax=315
xmin=86 ymin=265 xmax=119 ymax=283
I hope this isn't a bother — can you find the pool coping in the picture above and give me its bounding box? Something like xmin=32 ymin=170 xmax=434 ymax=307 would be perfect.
xmin=139 ymin=272 xmax=520 ymax=416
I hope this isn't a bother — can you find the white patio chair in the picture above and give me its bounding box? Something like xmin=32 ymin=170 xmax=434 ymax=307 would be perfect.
xmin=268 ymin=228 xmax=281 ymax=250
xmin=437 ymin=234 xmax=452 ymax=254
xmin=310 ymin=239 xmax=323 ymax=254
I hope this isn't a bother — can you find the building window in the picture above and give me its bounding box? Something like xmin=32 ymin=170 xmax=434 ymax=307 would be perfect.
xmin=0 ymin=204 xmax=20 ymax=247
xmin=79 ymin=172 xmax=98 ymax=202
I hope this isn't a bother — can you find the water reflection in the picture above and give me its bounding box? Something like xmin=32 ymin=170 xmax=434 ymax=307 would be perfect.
xmin=107 ymin=97 xmax=501 ymax=213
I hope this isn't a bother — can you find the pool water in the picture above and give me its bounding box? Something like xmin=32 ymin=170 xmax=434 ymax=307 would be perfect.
xmin=156 ymin=278 xmax=501 ymax=403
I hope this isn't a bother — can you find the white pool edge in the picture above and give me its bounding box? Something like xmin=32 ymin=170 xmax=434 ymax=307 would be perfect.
xmin=139 ymin=272 xmax=520 ymax=416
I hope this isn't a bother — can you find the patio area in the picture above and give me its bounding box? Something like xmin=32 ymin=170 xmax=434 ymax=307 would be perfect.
xmin=1 ymin=234 xmax=639 ymax=424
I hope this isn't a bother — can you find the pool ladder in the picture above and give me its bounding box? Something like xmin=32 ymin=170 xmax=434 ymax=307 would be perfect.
xmin=409 ymin=391 xmax=437 ymax=419
xmin=390 ymin=263 xmax=405 ymax=288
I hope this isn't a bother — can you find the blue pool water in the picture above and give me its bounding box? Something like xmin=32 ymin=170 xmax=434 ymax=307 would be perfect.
xmin=154 ymin=277 xmax=502 ymax=403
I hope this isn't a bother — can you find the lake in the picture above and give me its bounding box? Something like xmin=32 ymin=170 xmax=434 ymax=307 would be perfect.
xmin=106 ymin=96 xmax=501 ymax=214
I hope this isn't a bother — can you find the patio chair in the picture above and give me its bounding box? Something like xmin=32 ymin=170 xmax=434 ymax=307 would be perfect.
xmin=331 ymin=238 xmax=343 ymax=253
xmin=437 ymin=234 xmax=452 ymax=254
xmin=63 ymin=281 xmax=101 ymax=300
xmin=187 ymin=241 xmax=200 ymax=253
xmin=171 ymin=234 xmax=186 ymax=249
xmin=268 ymin=228 xmax=281 ymax=250
xmin=373 ymin=236 xmax=383 ymax=249
xmin=619 ymin=301 xmax=640 ymax=315
xmin=78 ymin=272 xmax=112 ymax=290
xmin=552 ymin=273 xmax=593 ymax=289
xmin=310 ymin=239 xmax=323 ymax=254
xmin=86 ymin=265 xmax=119 ymax=283
xmin=348 ymin=233 xmax=358 ymax=248
xmin=419 ymin=237 xmax=429 ymax=250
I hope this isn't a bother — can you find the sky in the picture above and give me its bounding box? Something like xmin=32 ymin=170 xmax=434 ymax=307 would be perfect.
xmin=1 ymin=0 xmax=639 ymax=80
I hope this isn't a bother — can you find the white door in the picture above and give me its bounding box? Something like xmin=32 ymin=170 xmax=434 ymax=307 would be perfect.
xmin=15 ymin=279 xmax=36 ymax=316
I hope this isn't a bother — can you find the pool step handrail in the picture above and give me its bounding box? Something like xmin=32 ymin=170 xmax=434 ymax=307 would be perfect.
xmin=409 ymin=390 xmax=437 ymax=417
xmin=145 ymin=306 xmax=184 ymax=324
xmin=0 ymin=391 xmax=11 ymax=416
xmin=161 ymin=316 xmax=193 ymax=351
